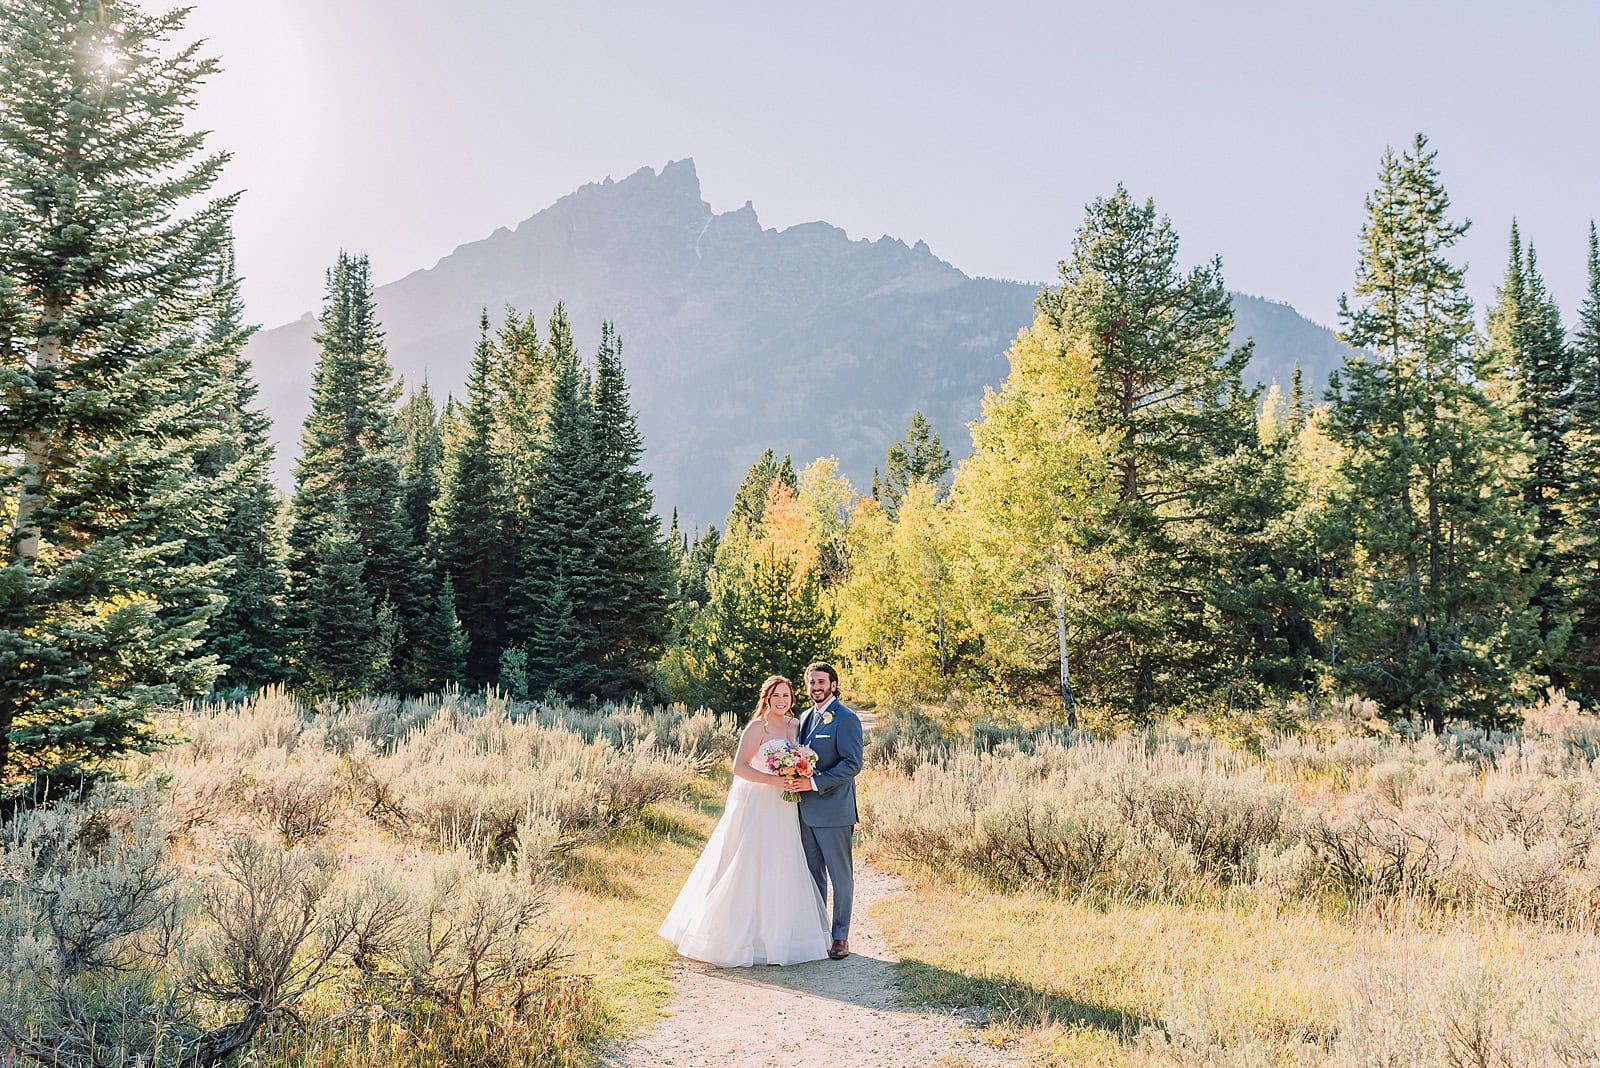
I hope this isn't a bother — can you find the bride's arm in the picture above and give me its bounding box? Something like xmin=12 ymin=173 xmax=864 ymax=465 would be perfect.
xmin=731 ymin=722 xmax=784 ymax=784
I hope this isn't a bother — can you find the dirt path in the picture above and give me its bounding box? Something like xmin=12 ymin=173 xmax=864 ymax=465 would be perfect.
xmin=600 ymin=861 xmax=1016 ymax=1068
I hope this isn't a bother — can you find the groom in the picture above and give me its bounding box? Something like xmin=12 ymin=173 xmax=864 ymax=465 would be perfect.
xmin=785 ymin=661 xmax=863 ymax=960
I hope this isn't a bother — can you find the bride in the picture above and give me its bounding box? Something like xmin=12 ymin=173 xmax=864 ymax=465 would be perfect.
xmin=658 ymin=675 xmax=830 ymax=966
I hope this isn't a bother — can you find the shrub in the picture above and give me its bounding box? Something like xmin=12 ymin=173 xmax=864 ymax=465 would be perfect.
xmin=0 ymin=788 xmax=353 ymax=1067
xmin=1331 ymin=948 xmax=1600 ymax=1066
xmin=868 ymin=741 xmax=1290 ymax=897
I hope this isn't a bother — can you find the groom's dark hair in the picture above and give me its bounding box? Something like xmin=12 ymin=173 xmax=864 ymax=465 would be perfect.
xmin=805 ymin=661 xmax=840 ymax=697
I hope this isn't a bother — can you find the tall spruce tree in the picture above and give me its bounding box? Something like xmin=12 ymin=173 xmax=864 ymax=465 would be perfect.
xmin=0 ymin=1 xmax=234 ymax=795
xmin=882 ymin=411 xmax=952 ymax=516
xmin=287 ymin=252 xmax=420 ymax=692
xmin=487 ymin=307 xmax=548 ymax=647
xmin=1486 ymin=227 xmax=1573 ymax=683
xmin=511 ymin=328 xmax=606 ymax=696
xmin=587 ymin=322 xmax=674 ymax=697
xmin=188 ymin=241 xmax=287 ymax=691
xmin=1326 ymin=134 xmax=1538 ymax=728
xmin=1202 ymin=396 xmax=1324 ymax=703
xmin=396 ymin=381 xmax=442 ymax=566
xmin=490 ymin=307 xmax=547 ymax=520
xmin=1033 ymin=185 xmax=1257 ymax=721
xmin=440 ymin=312 xmax=516 ymax=683
xmin=413 ymin=575 xmax=469 ymax=690
xmin=300 ymin=517 xmax=377 ymax=696
xmin=1565 ymin=223 xmax=1600 ymax=699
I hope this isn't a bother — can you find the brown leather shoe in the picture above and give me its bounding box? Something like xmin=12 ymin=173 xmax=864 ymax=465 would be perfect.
xmin=828 ymin=939 xmax=849 ymax=960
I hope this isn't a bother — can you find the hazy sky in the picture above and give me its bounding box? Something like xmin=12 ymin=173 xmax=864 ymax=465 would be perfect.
xmin=176 ymin=0 xmax=1599 ymax=333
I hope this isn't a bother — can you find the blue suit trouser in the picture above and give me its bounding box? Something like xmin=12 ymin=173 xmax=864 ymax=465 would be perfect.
xmin=799 ymin=822 xmax=854 ymax=941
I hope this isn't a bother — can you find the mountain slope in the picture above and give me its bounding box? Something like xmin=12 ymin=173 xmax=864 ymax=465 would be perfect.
xmin=247 ymin=160 xmax=1351 ymax=526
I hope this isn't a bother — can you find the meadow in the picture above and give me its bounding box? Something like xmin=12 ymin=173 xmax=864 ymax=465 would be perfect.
xmin=864 ymin=696 xmax=1600 ymax=1065
xmin=7 ymin=689 xmax=1600 ymax=1066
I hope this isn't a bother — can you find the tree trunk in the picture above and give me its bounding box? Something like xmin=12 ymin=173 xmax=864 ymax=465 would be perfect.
xmin=926 ymin=538 xmax=949 ymax=684
xmin=1055 ymin=589 xmax=1077 ymax=728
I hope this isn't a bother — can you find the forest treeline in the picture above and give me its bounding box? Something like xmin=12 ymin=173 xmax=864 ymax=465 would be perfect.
xmin=3 ymin=2 xmax=1600 ymax=800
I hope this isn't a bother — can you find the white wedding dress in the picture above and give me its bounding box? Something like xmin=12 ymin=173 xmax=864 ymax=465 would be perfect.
xmin=658 ymin=756 xmax=830 ymax=967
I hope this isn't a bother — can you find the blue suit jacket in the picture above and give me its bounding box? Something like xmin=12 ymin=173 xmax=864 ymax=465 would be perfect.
xmin=796 ymin=697 xmax=862 ymax=828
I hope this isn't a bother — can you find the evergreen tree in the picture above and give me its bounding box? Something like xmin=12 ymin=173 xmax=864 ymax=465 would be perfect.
xmin=587 ymin=322 xmax=674 ymax=696
xmin=684 ymin=546 xmax=836 ymax=713
xmin=522 ymin=559 xmax=600 ymax=699
xmin=396 ymin=381 xmax=442 ymax=565
xmin=439 ymin=312 xmax=516 ymax=683
xmin=1486 ymin=227 xmax=1573 ymax=683
xmin=1032 ymin=185 xmax=1257 ymax=721
xmin=432 ymin=394 xmax=465 ymax=534
xmin=727 ymin=449 xmax=798 ymax=532
xmin=481 ymin=305 xmax=557 ymax=651
xmin=1325 ymin=134 xmax=1538 ymax=728
xmin=511 ymin=333 xmax=606 ymax=695
xmin=490 ymin=307 xmax=547 ymax=522
xmin=0 ymin=0 xmax=233 ymax=795
xmin=682 ymin=526 xmax=721 ymax=609
xmin=300 ymin=519 xmax=377 ymax=697
xmin=413 ymin=575 xmax=469 ymax=690
xmin=189 ymin=241 xmax=287 ymax=691
xmin=882 ymin=411 xmax=952 ymax=516
xmin=1289 ymin=362 xmax=1309 ymax=423
xmin=1202 ymin=401 xmax=1324 ymax=703
xmin=286 ymin=252 xmax=421 ymax=691
xmin=1565 ymin=223 xmax=1600 ymax=699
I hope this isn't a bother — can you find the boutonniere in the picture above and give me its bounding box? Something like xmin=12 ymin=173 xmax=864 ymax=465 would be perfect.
xmin=821 ymin=710 xmax=835 ymax=725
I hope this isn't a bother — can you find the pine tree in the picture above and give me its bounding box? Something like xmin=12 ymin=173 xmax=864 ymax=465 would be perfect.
xmin=413 ymin=575 xmax=469 ymax=690
xmin=522 ymin=560 xmax=600 ymax=698
xmin=1031 ymin=184 xmax=1257 ymax=721
xmin=1486 ymin=227 xmax=1574 ymax=683
xmin=485 ymin=307 xmax=547 ymax=647
xmin=683 ymin=526 xmax=720 ymax=609
xmin=396 ymin=382 xmax=442 ymax=565
xmin=1565 ymin=223 xmax=1600 ymax=699
xmin=587 ymin=322 xmax=674 ymax=696
xmin=1325 ymin=134 xmax=1538 ymax=728
xmin=432 ymin=394 xmax=464 ymax=533
xmin=512 ymin=334 xmax=606 ymax=696
xmin=0 ymin=0 xmax=234 ymax=795
xmin=1289 ymin=362 xmax=1309 ymax=424
xmin=286 ymin=252 xmax=421 ymax=691
xmin=490 ymin=307 xmax=547 ymax=523
xmin=684 ymin=545 xmax=836 ymax=713
xmin=439 ymin=312 xmax=516 ymax=683
xmin=882 ymin=411 xmax=952 ymax=516
xmin=300 ymin=520 xmax=377 ymax=696
xmin=1202 ymin=400 xmax=1324 ymax=703
xmin=190 ymin=241 xmax=288 ymax=691
xmin=727 ymin=449 xmax=798 ymax=533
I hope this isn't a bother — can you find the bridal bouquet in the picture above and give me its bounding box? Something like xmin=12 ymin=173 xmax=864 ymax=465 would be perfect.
xmin=757 ymin=738 xmax=817 ymax=802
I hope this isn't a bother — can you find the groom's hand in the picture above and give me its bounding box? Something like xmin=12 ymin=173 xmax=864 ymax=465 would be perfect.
xmin=783 ymin=776 xmax=814 ymax=792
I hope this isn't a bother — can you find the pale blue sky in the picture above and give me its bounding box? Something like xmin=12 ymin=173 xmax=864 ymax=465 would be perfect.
xmin=179 ymin=0 xmax=1598 ymax=333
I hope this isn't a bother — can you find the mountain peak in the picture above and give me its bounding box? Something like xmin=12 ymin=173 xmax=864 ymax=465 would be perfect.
xmin=248 ymin=161 xmax=1352 ymax=525
xmin=610 ymin=158 xmax=702 ymax=199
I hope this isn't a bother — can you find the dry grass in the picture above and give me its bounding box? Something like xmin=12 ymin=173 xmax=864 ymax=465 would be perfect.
xmin=2 ymin=688 xmax=732 ymax=1068
xmin=862 ymin=693 xmax=1600 ymax=1065
xmin=548 ymin=787 xmax=723 ymax=1038
xmin=870 ymin=856 xmax=1600 ymax=1064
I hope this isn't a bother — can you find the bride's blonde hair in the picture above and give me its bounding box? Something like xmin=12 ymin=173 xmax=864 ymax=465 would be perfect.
xmin=752 ymin=674 xmax=794 ymax=721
